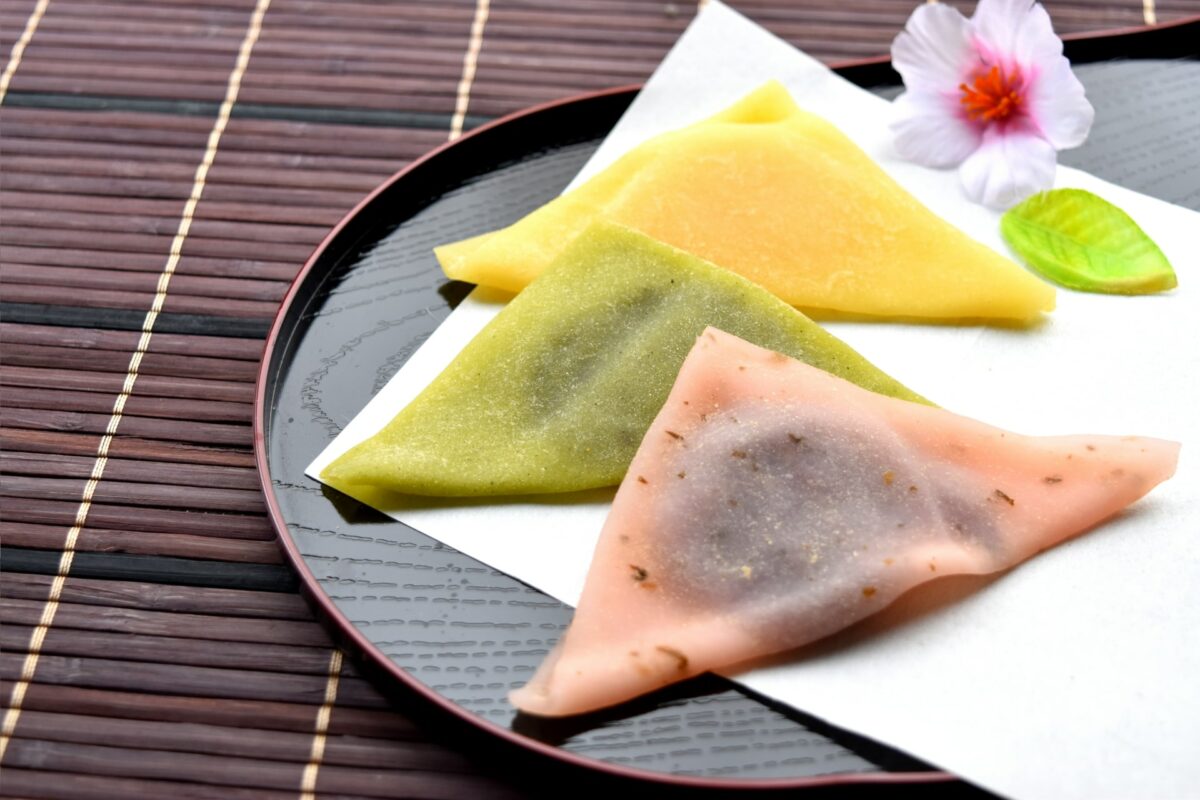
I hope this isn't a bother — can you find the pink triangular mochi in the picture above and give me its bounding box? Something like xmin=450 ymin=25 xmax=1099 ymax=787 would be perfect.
xmin=511 ymin=327 xmax=1180 ymax=717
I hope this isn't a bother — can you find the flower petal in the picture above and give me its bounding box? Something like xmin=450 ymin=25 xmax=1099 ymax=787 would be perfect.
xmin=972 ymin=0 xmax=1030 ymax=58
xmin=972 ymin=0 xmax=1062 ymax=66
xmin=1012 ymin=2 xmax=1065 ymax=66
xmin=891 ymin=89 xmax=982 ymax=168
xmin=958 ymin=126 xmax=1057 ymax=209
xmin=1027 ymin=57 xmax=1094 ymax=149
xmin=891 ymin=3 xmax=974 ymax=90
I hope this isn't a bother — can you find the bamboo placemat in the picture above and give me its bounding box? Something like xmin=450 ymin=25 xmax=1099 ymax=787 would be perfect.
xmin=2 ymin=1 xmax=1196 ymax=797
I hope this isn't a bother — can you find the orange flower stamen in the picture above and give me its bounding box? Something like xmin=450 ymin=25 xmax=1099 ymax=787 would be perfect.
xmin=959 ymin=65 xmax=1023 ymax=123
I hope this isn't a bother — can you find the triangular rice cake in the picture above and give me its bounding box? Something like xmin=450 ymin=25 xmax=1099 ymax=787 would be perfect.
xmin=322 ymin=223 xmax=925 ymax=497
xmin=438 ymin=81 xmax=1054 ymax=322
xmin=511 ymin=327 xmax=1179 ymax=716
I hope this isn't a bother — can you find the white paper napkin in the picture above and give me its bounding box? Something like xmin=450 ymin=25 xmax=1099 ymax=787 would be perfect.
xmin=309 ymin=4 xmax=1199 ymax=797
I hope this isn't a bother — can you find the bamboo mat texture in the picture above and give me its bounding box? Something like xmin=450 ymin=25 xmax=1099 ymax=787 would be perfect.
xmin=1 ymin=1 xmax=1197 ymax=798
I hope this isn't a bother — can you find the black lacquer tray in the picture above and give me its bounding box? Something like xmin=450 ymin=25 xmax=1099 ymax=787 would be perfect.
xmin=256 ymin=20 xmax=1198 ymax=791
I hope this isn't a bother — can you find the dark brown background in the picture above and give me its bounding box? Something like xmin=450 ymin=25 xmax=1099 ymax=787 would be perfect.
xmin=2 ymin=1 xmax=1197 ymax=798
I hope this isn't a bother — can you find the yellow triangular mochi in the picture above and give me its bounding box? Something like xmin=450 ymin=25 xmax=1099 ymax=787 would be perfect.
xmin=438 ymin=81 xmax=1054 ymax=322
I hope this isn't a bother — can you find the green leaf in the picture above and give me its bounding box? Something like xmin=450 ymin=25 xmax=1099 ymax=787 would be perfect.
xmin=1001 ymin=188 xmax=1177 ymax=295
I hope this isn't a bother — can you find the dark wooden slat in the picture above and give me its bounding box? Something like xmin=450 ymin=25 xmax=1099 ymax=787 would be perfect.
xmin=314 ymin=762 xmax=525 ymax=800
xmin=389 ymin=61 xmax=635 ymax=92
xmin=0 ymin=738 xmax=520 ymax=800
xmin=9 ymin=45 xmax=647 ymax=91
xmin=0 ymin=284 xmax=280 ymax=320
xmin=0 ymin=597 xmax=329 ymax=647
xmin=3 ymin=26 xmax=667 ymax=69
xmin=1 ymin=100 xmax=459 ymax=147
xmin=9 ymin=36 xmax=656 ymax=79
xmin=1 ymin=475 xmax=262 ymax=520
xmin=1 ymin=225 xmax=316 ymax=262
xmin=0 ymin=768 xmax=302 ymax=800
xmin=0 ymin=302 xmax=274 ymax=338
xmin=0 ymin=171 xmax=369 ymax=208
xmin=1 ymin=244 xmax=303 ymax=281
xmin=160 ymin=294 xmax=290 ymax=323
xmin=0 ymin=133 xmax=404 ymax=174
xmin=0 ymin=322 xmax=264 ymax=360
xmin=1 ymin=386 xmax=252 ymax=424
xmin=29 ymin=66 xmax=556 ymax=109
xmin=7 ymin=547 xmax=295 ymax=591
xmin=0 ymin=1 xmax=39 ymax=14
xmin=10 ymin=7 xmax=250 ymax=36
xmin=483 ymin=2 xmax=892 ymax=34
xmin=1 ymin=28 xmax=239 ymax=58
xmin=0 ymin=112 xmax=205 ymax=146
xmin=0 ymin=428 xmax=257 ymax=468
xmin=0 ymin=624 xmax=332 ymax=675
xmin=0 ymin=110 xmax=446 ymax=159
xmin=2 ymin=406 xmax=253 ymax=447
xmin=315 ymin=755 xmax=526 ymax=800
xmin=0 ymin=366 xmax=255 ymax=404
xmin=0 ymin=343 xmax=260 ymax=381
xmin=0 ymin=653 xmax=385 ymax=708
xmin=10 ymin=58 xmax=246 ymax=90
xmin=1 ymin=190 xmax=346 ymax=227
xmin=0 ymin=523 xmax=282 ymax=563
xmin=33 ymin=0 xmax=476 ymax=26
xmin=0 ymin=681 xmax=415 ymax=739
xmin=4 ymin=25 xmax=477 ymax=59
xmin=18 ymin=5 xmax=481 ymax=41
xmin=0 ymin=154 xmax=386 ymax=194
xmin=0 ymin=118 xmax=427 ymax=167
xmin=263 ymin=14 xmax=671 ymax=47
xmin=6 ymin=66 xmax=471 ymax=106
xmin=2 ymin=209 xmax=326 ymax=247
xmin=1 ymin=264 xmax=288 ymax=303
xmin=2 ymin=497 xmax=271 ymax=539
xmin=0 ymin=573 xmax=310 ymax=619
xmin=1 ymin=739 xmax=309 ymax=795
xmin=2 ymin=451 xmax=259 ymax=490
xmin=6 ymin=75 xmax=468 ymax=115
xmin=0 ymin=133 xmax=213 ymax=165
xmin=7 ymin=709 xmax=475 ymax=771
xmin=0 ymin=101 xmax=443 ymax=139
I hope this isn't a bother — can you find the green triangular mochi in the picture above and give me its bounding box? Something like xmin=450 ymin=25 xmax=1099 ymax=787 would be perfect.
xmin=322 ymin=222 xmax=928 ymax=497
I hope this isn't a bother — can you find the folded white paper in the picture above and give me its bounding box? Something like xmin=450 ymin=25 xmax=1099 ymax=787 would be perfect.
xmin=309 ymin=4 xmax=1198 ymax=797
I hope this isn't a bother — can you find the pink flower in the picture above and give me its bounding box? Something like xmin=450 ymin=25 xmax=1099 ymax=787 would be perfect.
xmin=890 ymin=0 xmax=1094 ymax=209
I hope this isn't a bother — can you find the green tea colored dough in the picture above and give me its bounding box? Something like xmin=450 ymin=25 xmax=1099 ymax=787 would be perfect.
xmin=322 ymin=222 xmax=928 ymax=497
